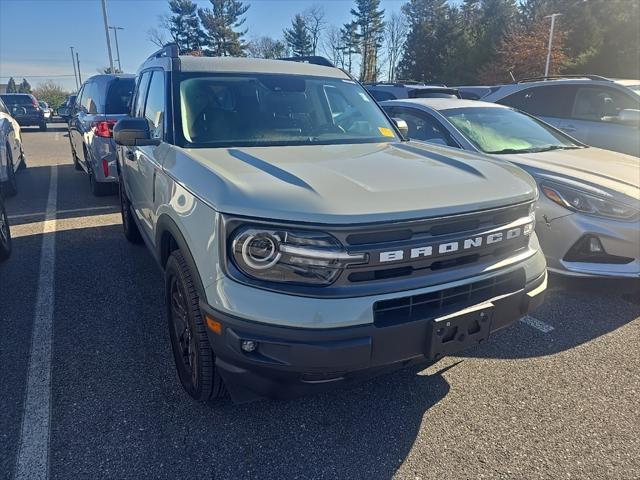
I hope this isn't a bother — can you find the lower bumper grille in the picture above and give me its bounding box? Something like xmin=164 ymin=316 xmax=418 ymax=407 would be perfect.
xmin=373 ymin=269 xmax=525 ymax=327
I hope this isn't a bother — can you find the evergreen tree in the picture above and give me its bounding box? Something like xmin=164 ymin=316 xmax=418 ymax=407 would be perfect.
xmin=6 ymin=77 xmax=17 ymax=93
xmin=340 ymin=21 xmax=360 ymax=76
xmin=198 ymin=0 xmax=250 ymax=57
xmin=351 ymin=0 xmax=385 ymax=83
xmin=18 ymin=78 xmax=32 ymax=94
xmin=284 ymin=14 xmax=312 ymax=57
xmin=167 ymin=0 xmax=205 ymax=53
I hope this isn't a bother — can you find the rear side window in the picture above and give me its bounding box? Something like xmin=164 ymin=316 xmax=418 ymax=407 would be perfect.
xmin=498 ymin=85 xmax=576 ymax=119
xmin=79 ymin=82 xmax=99 ymax=114
xmin=143 ymin=71 xmax=165 ymax=139
xmin=134 ymin=72 xmax=152 ymax=118
xmin=105 ymin=78 xmax=135 ymax=114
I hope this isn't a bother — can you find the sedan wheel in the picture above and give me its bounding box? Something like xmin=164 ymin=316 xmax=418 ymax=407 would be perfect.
xmin=0 ymin=201 xmax=12 ymax=260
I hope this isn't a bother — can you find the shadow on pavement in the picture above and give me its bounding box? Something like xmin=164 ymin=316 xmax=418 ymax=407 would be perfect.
xmin=461 ymin=272 xmax=640 ymax=360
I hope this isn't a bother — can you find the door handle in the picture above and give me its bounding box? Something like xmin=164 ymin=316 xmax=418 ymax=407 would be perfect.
xmin=125 ymin=149 xmax=135 ymax=161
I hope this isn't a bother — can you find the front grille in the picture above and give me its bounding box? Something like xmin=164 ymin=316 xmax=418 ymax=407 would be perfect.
xmin=373 ymin=269 xmax=525 ymax=327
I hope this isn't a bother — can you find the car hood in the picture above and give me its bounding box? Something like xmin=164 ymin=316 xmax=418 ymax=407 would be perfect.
xmin=164 ymin=141 xmax=536 ymax=224
xmin=498 ymin=147 xmax=640 ymax=203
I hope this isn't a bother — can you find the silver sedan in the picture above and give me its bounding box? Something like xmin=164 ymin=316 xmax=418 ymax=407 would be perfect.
xmin=382 ymin=98 xmax=640 ymax=279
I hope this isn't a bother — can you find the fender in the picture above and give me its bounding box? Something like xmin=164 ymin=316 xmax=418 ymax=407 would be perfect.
xmin=155 ymin=213 xmax=207 ymax=298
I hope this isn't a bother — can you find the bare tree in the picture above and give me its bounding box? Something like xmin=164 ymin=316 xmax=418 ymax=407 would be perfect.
xmin=384 ymin=11 xmax=408 ymax=82
xmin=322 ymin=26 xmax=345 ymax=68
xmin=247 ymin=36 xmax=287 ymax=59
xmin=147 ymin=27 xmax=168 ymax=48
xmin=304 ymin=5 xmax=326 ymax=56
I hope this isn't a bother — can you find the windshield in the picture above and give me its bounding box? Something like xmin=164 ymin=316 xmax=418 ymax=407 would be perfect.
xmin=442 ymin=107 xmax=580 ymax=154
xmin=1 ymin=94 xmax=33 ymax=105
xmin=178 ymin=73 xmax=398 ymax=147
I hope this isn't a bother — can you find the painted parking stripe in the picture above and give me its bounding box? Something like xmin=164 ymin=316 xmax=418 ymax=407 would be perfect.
xmin=519 ymin=315 xmax=555 ymax=333
xmin=8 ymin=204 xmax=118 ymax=221
xmin=14 ymin=166 xmax=58 ymax=480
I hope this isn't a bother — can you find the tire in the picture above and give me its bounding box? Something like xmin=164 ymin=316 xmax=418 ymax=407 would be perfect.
xmin=39 ymin=121 xmax=47 ymax=132
xmin=0 ymin=200 xmax=12 ymax=261
xmin=166 ymin=250 xmax=226 ymax=403
xmin=119 ymin=180 xmax=142 ymax=244
xmin=71 ymin=145 xmax=83 ymax=171
xmin=2 ymin=146 xmax=17 ymax=197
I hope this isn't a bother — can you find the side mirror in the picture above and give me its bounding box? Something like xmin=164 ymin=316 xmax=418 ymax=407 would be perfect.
xmin=392 ymin=118 xmax=409 ymax=138
xmin=113 ymin=118 xmax=160 ymax=146
xmin=617 ymin=109 xmax=640 ymax=126
xmin=11 ymin=106 xmax=27 ymax=116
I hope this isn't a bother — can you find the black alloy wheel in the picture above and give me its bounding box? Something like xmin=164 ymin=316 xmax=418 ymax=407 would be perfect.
xmin=165 ymin=250 xmax=226 ymax=402
xmin=0 ymin=199 xmax=12 ymax=260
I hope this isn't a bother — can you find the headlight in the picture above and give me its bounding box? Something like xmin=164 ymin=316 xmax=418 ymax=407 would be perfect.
xmin=541 ymin=182 xmax=638 ymax=220
xmin=230 ymin=227 xmax=367 ymax=285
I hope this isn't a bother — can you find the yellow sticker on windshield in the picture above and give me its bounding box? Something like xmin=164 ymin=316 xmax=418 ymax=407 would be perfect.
xmin=378 ymin=127 xmax=394 ymax=137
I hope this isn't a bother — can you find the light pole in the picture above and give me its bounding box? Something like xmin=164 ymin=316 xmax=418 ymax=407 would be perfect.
xmin=70 ymin=46 xmax=79 ymax=90
xmin=109 ymin=26 xmax=124 ymax=72
xmin=544 ymin=13 xmax=562 ymax=77
xmin=76 ymin=52 xmax=82 ymax=84
xmin=100 ymin=0 xmax=115 ymax=72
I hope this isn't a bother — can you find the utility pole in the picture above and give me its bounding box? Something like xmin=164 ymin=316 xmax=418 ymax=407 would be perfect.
xmin=544 ymin=13 xmax=562 ymax=77
xmin=76 ymin=52 xmax=82 ymax=84
xmin=101 ymin=0 xmax=115 ymax=73
xmin=70 ymin=46 xmax=79 ymax=90
xmin=109 ymin=26 xmax=124 ymax=72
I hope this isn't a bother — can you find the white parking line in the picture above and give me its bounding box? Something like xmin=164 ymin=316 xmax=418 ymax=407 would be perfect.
xmin=14 ymin=166 xmax=58 ymax=480
xmin=8 ymin=204 xmax=118 ymax=221
xmin=519 ymin=315 xmax=555 ymax=333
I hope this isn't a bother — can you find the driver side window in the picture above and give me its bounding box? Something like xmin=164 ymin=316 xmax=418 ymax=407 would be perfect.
xmin=388 ymin=107 xmax=457 ymax=147
xmin=571 ymin=87 xmax=639 ymax=122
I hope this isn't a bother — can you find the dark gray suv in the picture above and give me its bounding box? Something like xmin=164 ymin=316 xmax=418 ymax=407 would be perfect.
xmin=69 ymin=74 xmax=135 ymax=195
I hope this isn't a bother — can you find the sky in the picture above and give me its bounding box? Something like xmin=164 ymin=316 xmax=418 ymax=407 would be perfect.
xmin=0 ymin=0 xmax=406 ymax=92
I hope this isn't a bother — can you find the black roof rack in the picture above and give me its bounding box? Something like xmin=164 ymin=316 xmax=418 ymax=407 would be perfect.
xmin=517 ymin=74 xmax=612 ymax=83
xmin=146 ymin=43 xmax=180 ymax=62
xmin=278 ymin=56 xmax=335 ymax=68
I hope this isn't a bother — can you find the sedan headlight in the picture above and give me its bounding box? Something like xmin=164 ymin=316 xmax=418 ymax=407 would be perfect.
xmin=541 ymin=182 xmax=638 ymax=220
xmin=230 ymin=227 xmax=367 ymax=285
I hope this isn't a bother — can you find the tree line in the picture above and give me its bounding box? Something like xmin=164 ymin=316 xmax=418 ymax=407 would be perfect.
xmin=147 ymin=0 xmax=639 ymax=85
xmin=146 ymin=0 xmax=638 ymax=84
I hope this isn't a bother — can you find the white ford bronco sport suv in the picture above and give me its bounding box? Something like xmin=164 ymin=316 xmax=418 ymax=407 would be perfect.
xmin=114 ymin=45 xmax=547 ymax=403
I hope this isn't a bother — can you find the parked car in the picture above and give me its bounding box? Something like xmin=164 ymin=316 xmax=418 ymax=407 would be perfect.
xmin=0 ymin=93 xmax=47 ymax=131
xmin=364 ymin=82 xmax=461 ymax=101
xmin=613 ymin=79 xmax=640 ymax=95
xmin=382 ymin=98 xmax=640 ymax=279
xmin=69 ymin=74 xmax=135 ymax=195
xmin=476 ymin=76 xmax=640 ymax=157
xmin=0 ymin=193 xmax=11 ymax=261
xmin=0 ymin=97 xmax=26 ymax=196
xmin=38 ymin=101 xmax=53 ymax=122
xmin=113 ymin=46 xmax=547 ymax=404
xmin=57 ymin=94 xmax=77 ymax=123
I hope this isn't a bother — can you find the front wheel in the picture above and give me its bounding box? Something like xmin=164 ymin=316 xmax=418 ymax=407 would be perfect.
xmin=0 ymin=200 xmax=12 ymax=261
xmin=166 ymin=250 xmax=226 ymax=402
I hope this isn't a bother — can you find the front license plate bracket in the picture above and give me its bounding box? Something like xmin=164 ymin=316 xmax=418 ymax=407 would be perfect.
xmin=426 ymin=304 xmax=494 ymax=360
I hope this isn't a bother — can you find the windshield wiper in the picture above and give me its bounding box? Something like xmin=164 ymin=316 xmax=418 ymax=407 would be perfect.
xmin=487 ymin=145 xmax=582 ymax=154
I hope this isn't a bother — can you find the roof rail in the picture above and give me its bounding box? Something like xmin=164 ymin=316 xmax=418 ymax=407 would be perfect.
xmin=278 ymin=56 xmax=335 ymax=68
xmin=517 ymin=74 xmax=612 ymax=83
xmin=145 ymin=43 xmax=180 ymax=62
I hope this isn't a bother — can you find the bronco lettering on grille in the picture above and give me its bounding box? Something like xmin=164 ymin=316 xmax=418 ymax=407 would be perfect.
xmin=378 ymin=222 xmax=533 ymax=263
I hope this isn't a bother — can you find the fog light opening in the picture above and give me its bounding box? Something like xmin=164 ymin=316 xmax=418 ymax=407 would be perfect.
xmin=241 ymin=340 xmax=257 ymax=353
xmin=588 ymin=236 xmax=604 ymax=253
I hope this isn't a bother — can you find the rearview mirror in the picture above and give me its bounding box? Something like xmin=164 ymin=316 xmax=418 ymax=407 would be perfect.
xmin=392 ymin=118 xmax=409 ymax=138
xmin=113 ymin=118 xmax=160 ymax=146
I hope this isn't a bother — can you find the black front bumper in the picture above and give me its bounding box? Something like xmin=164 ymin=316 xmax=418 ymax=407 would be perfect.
xmin=201 ymin=271 xmax=546 ymax=403
xmin=16 ymin=115 xmax=44 ymax=126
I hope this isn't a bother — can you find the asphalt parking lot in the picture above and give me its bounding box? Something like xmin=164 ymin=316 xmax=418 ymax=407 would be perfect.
xmin=1 ymin=125 xmax=639 ymax=480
